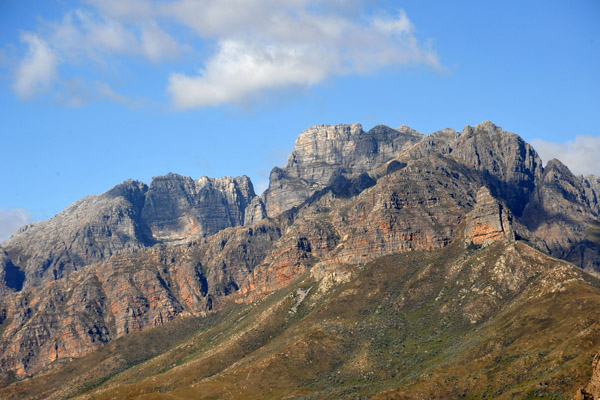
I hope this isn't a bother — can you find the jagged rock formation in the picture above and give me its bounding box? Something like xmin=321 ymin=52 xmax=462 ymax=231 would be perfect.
xmin=465 ymin=186 xmax=515 ymax=246
xmin=0 ymin=120 xmax=599 ymax=393
xmin=1 ymin=174 xmax=259 ymax=292
xmin=0 ymin=221 xmax=283 ymax=377
xmin=401 ymin=121 xmax=543 ymax=217
xmin=141 ymin=174 xmax=257 ymax=241
xmin=523 ymin=159 xmax=600 ymax=273
xmin=263 ymin=123 xmax=423 ymax=217
xmin=2 ymin=180 xmax=151 ymax=289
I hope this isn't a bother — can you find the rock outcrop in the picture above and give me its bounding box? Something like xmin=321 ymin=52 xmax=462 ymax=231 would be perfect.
xmin=141 ymin=174 xmax=256 ymax=241
xmin=1 ymin=120 xmax=600 ymax=383
xmin=522 ymin=159 xmax=600 ymax=273
xmin=402 ymin=121 xmax=544 ymax=217
xmin=2 ymin=180 xmax=151 ymax=290
xmin=1 ymin=174 xmax=259 ymax=292
xmin=465 ymin=186 xmax=514 ymax=246
xmin=575 ymin=353 xmax=600 ymax=400
xmin=263 ymin=123 xmax=423 ymax=217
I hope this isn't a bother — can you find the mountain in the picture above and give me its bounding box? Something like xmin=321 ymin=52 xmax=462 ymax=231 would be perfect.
xmin=1 ymin=175 xmax=258 ymax=291
xmin=0 ymin=121 xmax=599 ymax=399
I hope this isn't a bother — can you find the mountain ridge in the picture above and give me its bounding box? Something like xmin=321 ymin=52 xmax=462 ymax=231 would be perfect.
xmin=1 ymin=120 xmax=599 ymax=399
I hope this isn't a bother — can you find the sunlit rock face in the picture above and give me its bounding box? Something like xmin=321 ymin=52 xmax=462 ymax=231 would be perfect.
xmin=263 ymin=123 xmax=423 ymax=217
xmin=465 ymin=186 xmax=514 ymax=247
xmin=1 ymin=120 xmax=599 ymax=382
xmin=141 ymin=173 xmax=257 ymax=241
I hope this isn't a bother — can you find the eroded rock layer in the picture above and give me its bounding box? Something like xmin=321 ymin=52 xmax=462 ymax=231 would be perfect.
xmin=0 ymin=120 xmax=599 ymax=383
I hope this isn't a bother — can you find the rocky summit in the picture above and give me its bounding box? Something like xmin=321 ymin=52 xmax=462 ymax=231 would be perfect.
xmin=1 ymin=121 xmax=599 ymax=399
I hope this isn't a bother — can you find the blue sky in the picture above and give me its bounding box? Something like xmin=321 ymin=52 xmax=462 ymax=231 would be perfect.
xmin=1 ymin=0 xmax=599 ymax=240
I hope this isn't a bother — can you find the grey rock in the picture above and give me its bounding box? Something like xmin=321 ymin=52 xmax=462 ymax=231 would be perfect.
xmin=141 ymin=174 xmax=255 ymax=241
xmin=580 ymin=174 xmax=600 ymax=215
xmin=465 ymin=186 xmax=515 ymax=247
xmin=244 ymin=197 xmax=267 ymax=225
xmin=402 ymin=121 xmax=544 ymax=217
xmin=3 ymin=180 xmax=150 ymax=289
xmin=522 ymin=158 xmax=600 ymax=273
xmin=2 ymin=174 xmax=258 ymax=290
xmin=262 ymin=123 xmax=423 ymax=217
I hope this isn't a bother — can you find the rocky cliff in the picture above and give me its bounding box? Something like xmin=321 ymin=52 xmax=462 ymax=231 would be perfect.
xmin=141 ymin=174 xmax=257 ymax=241
xmin=465 ymin=186 xmax=515 ymax=246
xmin=2 ymin=180 xmax=151 ymax=290
xmin=1 ymin=174 xmax=259 ymax=293
xmin=263 ymin=123 xmax=423 ymax=217
xmin=1 ymin=120 xmax=599 ymax=389
xmin=523 ymin=159 xmax=600 ymax=273
xmin=401 ymin=121 xmax=544 ymax=216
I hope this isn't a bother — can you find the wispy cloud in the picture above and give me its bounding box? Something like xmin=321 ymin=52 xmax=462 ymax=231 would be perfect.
xmin=532 ymin=136 xmax=600 ymax=176
xmin=7 ymin=1 xmax=440 ymax=108
xmin=166 ymin=5 xmax=440 ymax=108
xmin=0 ymin=208 xmax=33 ymax=242
xmin=13 ymin=33 xmax=58 ymax=99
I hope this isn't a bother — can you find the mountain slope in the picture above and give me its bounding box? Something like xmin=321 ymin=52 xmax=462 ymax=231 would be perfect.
xmin=3 ymin=235 xmax=598 ymax=399
xmin=0 ymin=120 xmax=599 ymax=399
xmin=1 ymin=175 xmax=258 ymax=292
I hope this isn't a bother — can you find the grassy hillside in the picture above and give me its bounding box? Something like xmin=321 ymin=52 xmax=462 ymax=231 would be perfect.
xmin=2 ymin=238 xmax=599 ymax=399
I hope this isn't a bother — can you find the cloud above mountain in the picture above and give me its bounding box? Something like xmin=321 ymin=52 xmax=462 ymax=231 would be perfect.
xmin=7 ymin=0 xmax=440 ymax=108
xmin=532 ymin=135 xmax=600 ymax=176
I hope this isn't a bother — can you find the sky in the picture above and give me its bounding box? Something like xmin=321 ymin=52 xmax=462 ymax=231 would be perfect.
xmin=1 ymin=0 xmax=599 ymax=241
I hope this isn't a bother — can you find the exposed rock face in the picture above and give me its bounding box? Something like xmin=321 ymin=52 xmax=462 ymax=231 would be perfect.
xmin=575 ymin=353 xmax=600 ymax=400
xmin=141 ymin=174 xmax=256 ymax=241
xmin=0 ymin=245 xmax=203 ymax=376
xmin=0 ymin=220 xmax=284 ymax=377
xmin=522 ymin=159 xmax=600 ymax=273
xmin=402 ymin=121 xmax=544 ymax=217
xmin=581 ymin=175 xmax=600 ymax=215
xmin=2 ymin=180 xmax=151 ymax=290
xmin=2 ymin=174 xmax=258 ymax=293
xmin=465 ymin=186 xmax=514 ymax=246
xmin=1 ymin=120 xmax=600 ymax=384
xmin=263 ymin=123 xmax=423 ymax=217
xmin=243 ymin=197 xmax=267 ymax=225
xmin=241 ymin=155 xmax=483 ymax=301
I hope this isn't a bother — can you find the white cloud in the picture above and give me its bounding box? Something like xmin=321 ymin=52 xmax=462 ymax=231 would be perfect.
xmin=140 ymin=22 xmax=182 ymax=62
xmin=9 ymin=1 xmax=440 ymax=108
xmin=166 ymin=5 xmax=440 ymax=108
xmin=532 ymin=136 xmax=600 ymax=176
xmin=13 ymin=33 xmax=59 ymax=99
xmin=81 ymin=0 xmax=155 ymax=21
xmin=168 ymin=39 xmax=331 ymax=107
xmin=0 ymin=208 xmax=33 ymax=242
xmin=48 ymin=10 xmax=180 ymax=63
xmin=54 ymin=78 xmax=140 ymax=107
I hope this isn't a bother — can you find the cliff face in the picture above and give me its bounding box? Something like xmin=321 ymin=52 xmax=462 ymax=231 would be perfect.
xmin=465 ymin=186 xmax=515 ymax=246
xmin=263 ymin=123 xmax=423 ymax=217
xmin=1 ymin=174 xmax=259 ymax=293
xmin=2 ymin=180 xmax=151 ymax=290
xmin=522 ymin=159 xmax=600 ymax=273
xmin=141 ymin=174 xmax=257 ymax=241
xmin=1 ymin=120 xmax=599 ymax=383
xmin=402 ymin=121 xmax=544 ymax=217
xmin=575 ymin=354 xmax=600 ymax=400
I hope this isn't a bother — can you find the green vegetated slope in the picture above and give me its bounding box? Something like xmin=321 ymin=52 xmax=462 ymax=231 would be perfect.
xmin=5 ymin=237 xmax=599 ymax=399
